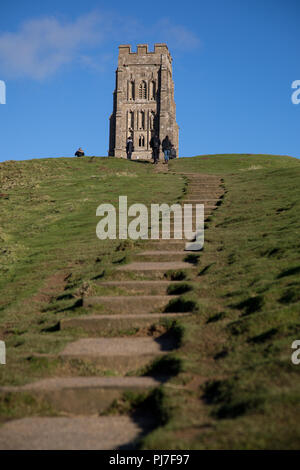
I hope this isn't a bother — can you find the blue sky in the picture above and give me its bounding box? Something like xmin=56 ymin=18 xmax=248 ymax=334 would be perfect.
xmin=0 ymin=0 xmax=299 ymax=161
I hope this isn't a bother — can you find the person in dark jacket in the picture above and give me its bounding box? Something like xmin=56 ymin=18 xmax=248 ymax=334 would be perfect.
xmin=75 ymin=147 xmax=85 ymax=157
xmin=150 ymin=134 xmax=161 ymax=164
xmin=162 ymin=135 xmax=172 ymax=163
xmin=126 ymin=136 xmax=134 ymax=159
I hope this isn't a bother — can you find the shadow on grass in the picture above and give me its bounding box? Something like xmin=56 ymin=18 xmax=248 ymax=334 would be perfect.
xmin=167 ymin=283 xmax=193 ymax=295
xmin=92 ymin=270 xmax=105 ymax=280
xmin=112 ymin=256 xmax=127 ymax=265
xmin=198 ymin=263 xmax=215 ymax=276
xmin=206 ymin=311 xmax=226 ymax=323
xmin=113 ymin=388 xmax=170 ymax=450
xmin=163 ymin=297 xmax=198 ymax=313
xmin=203 ymin=378 xmax=265 ymax=419
xmin=57 ymin=298 xmax=83 ymax=313
xmin=164 ymin=270 xmax=187 ymax=281
xmin=41 ymin=322 xmax=60 ymax=333
xmin=184 ymin=254 xmax=200 ymax=265
xmin=248 ymin=328 xmax=278 ymax=344
xmin=233 ymin=295 xmax=264 ymax=316
xmin=279 ymin=288 xmax=300 ymax=304
xmin=277 ymin=266 xmax=300 ymax=279
xmin=143 ymin=355 xmax=182 ymax=378
xmin=55 ymin=293 xmax=74 ymax=301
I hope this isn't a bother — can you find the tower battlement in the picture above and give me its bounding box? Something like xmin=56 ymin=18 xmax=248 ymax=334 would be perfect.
xmin=118 ymin=43 xmax=170 ymax=56
xmin=109 ymin=44 xmax=179 ymax=160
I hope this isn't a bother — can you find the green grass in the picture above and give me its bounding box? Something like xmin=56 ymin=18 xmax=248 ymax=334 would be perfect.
xmin=136 ymin=153 xmax=300 ymax=449
xmin=0 ymin=392 xmax=58 ymax=423
xmin=0 ymin=156 xmax=183 ymax=385
xmin=170 ymin=153 xmax=298 ymax=174
xmin=1 ymin=153 xmax=300 ymax=449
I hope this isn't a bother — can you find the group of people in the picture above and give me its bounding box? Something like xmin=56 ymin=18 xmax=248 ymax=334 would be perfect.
xmin=151 ymin=134 xmax=176 ymax=164
xmin=75 ymin=136 xmax=177 ymax=163
xmin=126 ymin=134 xmax=176 ymax=163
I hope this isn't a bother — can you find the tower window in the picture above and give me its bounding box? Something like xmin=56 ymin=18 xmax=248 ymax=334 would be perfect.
xmin=138 ymin=111 xmax=145 ymax=130
xmin=139 ymin=81 xmax=147 ymax=99
xmin=150 ymin=81 xmax=156 ymax=100
xmin=128 ymin=81 xmax=135 ymax=100
xmin=128 ymin=111 xmax=134 ymax=129
xmin=139 ymin=135 xmax=145 ymax=147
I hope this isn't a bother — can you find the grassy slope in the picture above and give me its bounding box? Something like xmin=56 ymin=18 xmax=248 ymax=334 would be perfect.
xmin=0 ymin=156 xmax=183 ymax=388
xmin=141 ymin=154 xmax=300 ymax=449
xmin=0 ymin=153 xmax=299 ymax=448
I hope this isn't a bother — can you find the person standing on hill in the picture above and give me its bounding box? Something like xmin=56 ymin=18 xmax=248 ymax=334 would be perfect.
xmin=150 ymin=133 xmax=161 ymax=164
xmin=75 ymin=147 xmax=85 ymax=157
xmin=126 ymin=136 xmax=134 ymax=160
xmin=162 ymin=135 xmax=172 ymax=164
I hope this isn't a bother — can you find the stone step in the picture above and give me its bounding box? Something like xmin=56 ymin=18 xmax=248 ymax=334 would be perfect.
xmin=178 ymin=207 xmax=215 ymax=212
xmin=60 ymin=312 xmax=190 ymax=334
xmin=150 ymin=212 xmax=213 ymax=218
xmin=117 ymin=261 xmax=192 ymax=272
xmin=0 ymin=376 xmax=163 ymax=393
xmin=182 ymin=200 xmax=217 ymax=205
xmin=137 ymin=251 xmax=185 ymax=256
xmin=83 ymin=295 xmax=174 ymax=313
xmin=186 ymin=191 xmax=222 ymax=195
xmin=187 ymin=181 xmax=221 ymax=184
xmin=133 ymin=252 xmax=187 ymax=262
xmin=188 ymin=190 xmax=221 ymax=194
xmin=153 ymin=218 xmax=210 ymax=227
xmin=94 ymin=280 xmax=188 ymax=295
xmin=181 ymin=202 xmax=217 ymax=208
xmin=145 ymin=242 xmax=203 ymax=253
xmin=187 ymin=181 xmax=222 ymax=184
xmin=59 ymin=337 xmax=175 ymax=372
xmin=187 ymin=188 xmax=222 ymax=193
xmin=149 ymin=226 xmax=206 ymax=233
xmin=154 ymin=217 xmax=212 ymax=224
xmin=187 ymin=185 xmax=223 ymax=188
xmin=133 ymin=251 xmax=200 ymax=263
xmin=185 ymin=198 xmax=220 ymax=202
xmin=184 ymin=193 xmax=223 ymax=198
xmin=187 ymin=176 xmax=222 ymax=179
xmin=187 ymin=180 xmax=222 ymax=184
xmin=144 ymin=241 xmax=186 ymax=251
xmin=158 ymin=232 xmax=204 ymax=240
xmin=186 ymin=186 xmax=223 ymax=190
xmin=185 ymin=175 xmax=221 ymax=179
xmin=0 ymin=376 xmax=163 ymax=416
xmin=187 ymin=184 xmax=221 ymax=190
xmin=152 ymin=216 xmax=208 ymax=222
xmin=178 ymin=200 xmax=217 ymax=205
xmin=105 ymin=271 xmax=181 ymax=282
xmin=0 ymin=415 xmax=152 ymax=450
xmin=179 ymin=172 xmax=221 ymax=177
xmin=185 ymin=176 xmax=222 ymax=180
xmin=167 ymin=215 xmax=213 ymax=222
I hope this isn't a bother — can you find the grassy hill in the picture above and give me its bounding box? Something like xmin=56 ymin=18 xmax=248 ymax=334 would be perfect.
xmin=0 ymin=153 xmax=300 ymax=449
xmin=0 ymin=157 xmax=182 ymax=385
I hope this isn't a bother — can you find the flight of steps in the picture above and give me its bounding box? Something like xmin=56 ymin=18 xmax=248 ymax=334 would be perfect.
xmin=0 ymin=169 xmax=224 ymax=449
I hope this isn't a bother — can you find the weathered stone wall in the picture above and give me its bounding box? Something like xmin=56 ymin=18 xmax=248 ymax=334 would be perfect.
xmin=108 ymin=44 xmax=179 ymax=160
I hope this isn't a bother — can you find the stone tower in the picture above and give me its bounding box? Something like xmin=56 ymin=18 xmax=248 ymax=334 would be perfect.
xmin=109 ymin=44 xmax=179 ymax=160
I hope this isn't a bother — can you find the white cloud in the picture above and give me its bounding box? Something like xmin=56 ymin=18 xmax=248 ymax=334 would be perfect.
xmin=0 ymin=11 xmax=200 ymax=80
xmin=0 ymin=12 xmax=106 ymax=79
